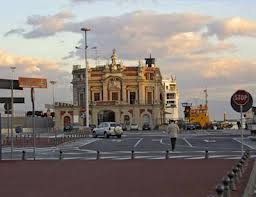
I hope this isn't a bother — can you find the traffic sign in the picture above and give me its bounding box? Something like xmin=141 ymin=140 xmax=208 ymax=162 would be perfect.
xmin=0 ymin=79 xmax=23 ymax=90
xmin=231 ymin=90 xmax=253 ymax=113
xmin=19 ymin=77 xmax=47 ymax=88
xmin=0 ymin=97 xmax=25 ymax=103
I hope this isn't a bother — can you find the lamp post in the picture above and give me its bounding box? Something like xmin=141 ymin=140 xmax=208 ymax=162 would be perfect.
xmin=81 ymin=27 xmax=90 ymax=127
xmin=10 ymin=66 xmax=16 ymax=160
xmin=50 ymin=81 xmax=57 ymax=145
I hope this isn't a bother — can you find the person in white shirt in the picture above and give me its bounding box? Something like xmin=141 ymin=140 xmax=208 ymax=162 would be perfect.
xmin=167 ymin=119 xmax=180 ymax=151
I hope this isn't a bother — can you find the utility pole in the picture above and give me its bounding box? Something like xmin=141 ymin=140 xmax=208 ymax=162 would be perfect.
xmin=10 ymin=66 xmax=16 ymax=160
xmin=50 ymin=81 xmax=57 ymax=145
xmin=81 ymin=28 xmax=90 ymax=127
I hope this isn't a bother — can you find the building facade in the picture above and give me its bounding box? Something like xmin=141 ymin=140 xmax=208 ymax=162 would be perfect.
xmin=163 ymin=77 xmax=179 ymax=122
xmin=72 ymin=49 xmax=164 ymax=129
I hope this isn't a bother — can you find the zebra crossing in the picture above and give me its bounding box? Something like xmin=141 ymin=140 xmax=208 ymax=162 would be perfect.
xmin=2 ymin=132 xmax=256 ymax=160
xmin=2 ymin=146 xmax=255 ymax=160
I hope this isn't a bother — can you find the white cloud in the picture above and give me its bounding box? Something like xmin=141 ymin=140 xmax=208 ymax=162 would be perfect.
xmin=9 ymin=10 xmax=75 ymax=38
xmin=0 ymin=49 xmax=60 ymax=73
xmin=206 ymin=17 xmax=256 ymax=39
xmin=202 ymin=58 xmax=256 ymax=80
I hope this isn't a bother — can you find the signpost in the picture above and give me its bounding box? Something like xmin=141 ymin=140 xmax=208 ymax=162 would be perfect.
xmin=231 ymin=90 xmax=253 ymax=155
xmin=0 ymin=79 xmax=23 ymax=90
xmin=0 ymin=97 xmax=25 ymax=104
xmin=19 ymin=77 xmax=47 ymax=88
xmin=0 ymin=78 xmax=23 ymax=160
xmin=0 ymin=113 xmax=2 ymax=160
xmin=19 ymin=77 xmax=47 ymax=160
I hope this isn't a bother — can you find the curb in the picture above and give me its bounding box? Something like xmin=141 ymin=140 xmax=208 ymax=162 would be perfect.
xmin=243 ymin=160 xmax=256 ymax=197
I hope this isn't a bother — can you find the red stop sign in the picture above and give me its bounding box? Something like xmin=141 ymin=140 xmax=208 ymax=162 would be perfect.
xmin=232 ymin=90 xmax=249 ymax=105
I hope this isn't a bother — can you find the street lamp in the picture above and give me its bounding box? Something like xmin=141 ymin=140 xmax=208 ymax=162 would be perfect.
xmin=81 ymin=27 xmax=90 ymax=127
xmin=10 ymin=66 xmax=16 ymax=160
xmin=50 ymin=80 xmax=57 ymax=145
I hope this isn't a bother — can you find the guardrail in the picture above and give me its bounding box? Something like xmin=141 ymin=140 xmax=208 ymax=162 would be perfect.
xmin=2 ymin=131 xmax=90 ymax=147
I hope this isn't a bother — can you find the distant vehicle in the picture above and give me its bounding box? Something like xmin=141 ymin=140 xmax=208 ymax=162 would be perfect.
xmin=92 ymin=122 xmax=123 ymax=138
xmin=63 ymin=123 xmax=82 ymax=132
xmin=130 ymin=123 xmax=139 ymax=131
xmin=142 ymin=123 xmax=151 ymax=130
xmin=193 ymin=123 xmax=201 ymax=130
xmin=184 ymin=124 xmax=196 ymax=130
xmin=64 ymin=124 xmax=72 ymax=132
xmin=15 ymin=126 xmax=23 ymax=133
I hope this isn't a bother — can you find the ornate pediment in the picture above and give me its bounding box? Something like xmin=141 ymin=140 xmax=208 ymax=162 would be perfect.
xmin=108 ymin=78 xmax=121 ymax=90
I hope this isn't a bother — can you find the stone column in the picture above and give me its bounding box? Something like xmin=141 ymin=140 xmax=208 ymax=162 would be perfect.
xmin=122 ymin=83 xmax=126 ymax=103
xmin=103 ymin=83 xmax=108 ymax=101
xmin=139 ymin=83 xmax=144 ymax=104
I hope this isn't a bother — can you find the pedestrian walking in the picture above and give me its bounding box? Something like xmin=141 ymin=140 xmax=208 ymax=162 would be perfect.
xmin=237 ymin=121 xmax=241 ymax=129
xmin=167 ymin=120 xmax=180 ymax=151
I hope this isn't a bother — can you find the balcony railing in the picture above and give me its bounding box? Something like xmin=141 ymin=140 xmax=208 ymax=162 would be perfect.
xmin=90 ymin=100 xmax=163 ymax=106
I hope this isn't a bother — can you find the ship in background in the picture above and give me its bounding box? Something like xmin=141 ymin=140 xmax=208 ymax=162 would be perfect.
xmin=182 ymin=89 xmax=210 ymax=129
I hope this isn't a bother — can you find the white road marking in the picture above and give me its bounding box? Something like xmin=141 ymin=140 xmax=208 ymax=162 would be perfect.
xmin=187 ymin=156 xmax=205 ymax=160
xmin=207 ymin=155 xmax=229 ymax=158
xmin=232 ymin=138 xmax=256 ymax=150
xmin=133 ymin=138 xmax=143 ymax=148
xmin=183 ymin=138 xmax=193 ymax=147
xmin=78 ymin=139 xmax=99 ymax=148
xmin=203 ymin=139 xmax=216 ymax=143
xmin=226 ymin=156 xmax=242 ymax=160
xmin=112 ymin=139 xmax=122 ymax=142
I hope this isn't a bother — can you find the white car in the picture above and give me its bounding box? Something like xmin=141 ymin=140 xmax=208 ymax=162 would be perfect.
xmin=130 ymin=123 xmax=139 ymax=131
xmin=92 ymin=122 xmax=123 ymax=138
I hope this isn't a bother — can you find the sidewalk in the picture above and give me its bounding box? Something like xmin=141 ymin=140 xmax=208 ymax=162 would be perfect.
xmin=0 ymin=159 xmax=253 ymax=197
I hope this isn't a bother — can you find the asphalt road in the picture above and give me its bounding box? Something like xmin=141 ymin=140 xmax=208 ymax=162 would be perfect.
xmin=2 ymin=129 xmax=256 ymax=160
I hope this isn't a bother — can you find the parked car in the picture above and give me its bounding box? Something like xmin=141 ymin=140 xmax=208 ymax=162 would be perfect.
xmin=142 ymin=123 xmax=151 ymax=130
xmin=184 ymin=123 xmax=196 ymax=130
xmin=63 ymin=124 xmax=73 ymax=132
xmin=193 ymin=123 xmax=201 ymax=130
xmin=92 ymin=122 xmax=123 ymax=138
xmin=130 ymin=123 xmax=139 ymax=131
xmin=15 ymin=126 xmax=23 ymax=133
xmin=63 ymin=123 xmax=82 ymax=132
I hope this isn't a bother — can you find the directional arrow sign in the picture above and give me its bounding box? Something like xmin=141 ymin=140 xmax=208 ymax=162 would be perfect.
xmin=0 ymin=79 xmax=23 ymax=90
xmin=0 ymin=97 xmax=25 ymax=103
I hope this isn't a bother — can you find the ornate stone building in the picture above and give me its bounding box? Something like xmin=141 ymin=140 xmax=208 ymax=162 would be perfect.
xmin=72 ymin=49 xmax=164 ymax=129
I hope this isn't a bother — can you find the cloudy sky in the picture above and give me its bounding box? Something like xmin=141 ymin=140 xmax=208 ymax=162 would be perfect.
xmin=1 ymin=0 xmax=256 ymax=120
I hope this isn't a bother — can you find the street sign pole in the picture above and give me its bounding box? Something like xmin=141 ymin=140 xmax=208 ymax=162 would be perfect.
xmin=231 ymin=90 xmax=253 ymax=156
xmin=18 ymin=77 xmax=48 ymax=160
xmin=0 ymin=113 xmax=2 ymax=160
xmin=7 ymin=104 xmax=9 ymax=137
xmin=31 ymin=88 xmax=36 ymax=160
xmin=240 ymin=105 xmax=243 ymax=156
xmin=11 ymin=75 xmax=14 ymax=160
